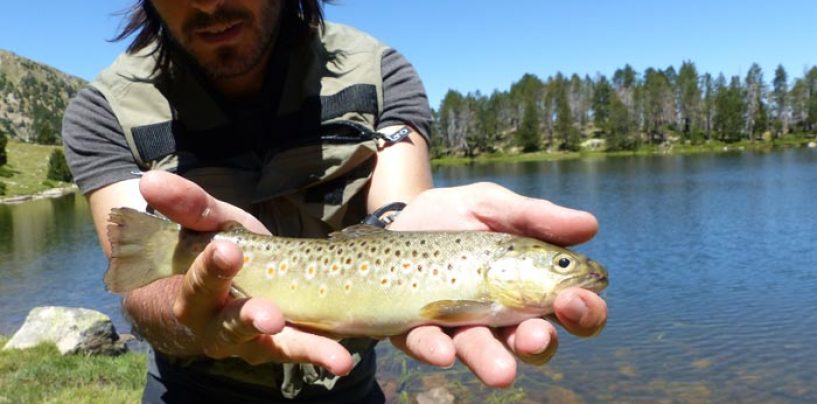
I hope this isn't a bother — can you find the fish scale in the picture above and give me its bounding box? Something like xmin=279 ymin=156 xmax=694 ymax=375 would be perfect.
xmin=105 ymin=208 xmax=608 ymax=337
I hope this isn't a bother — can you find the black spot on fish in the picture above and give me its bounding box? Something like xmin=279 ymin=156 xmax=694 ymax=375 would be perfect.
xmin=455 ymin=238 xmax=461 ymax=244
xmin=420 ymin=240 xmax=426 ymax=245
xmin=375 ymin=258 xmax=382 ymax=265
xmin=417 ymin=264 xmax=423 ymax=272
xmin=412 ymin=250 xmax=418 ymax=258
xmin=422 ymin=252 xmax=429 ymax=258
xmin=370 ymin=247 xmax=377 ymax=253
xmin=395 ymin=250 xmax=401 ymax=257
xmin=434 ymin=251 xmax=440 ymax=257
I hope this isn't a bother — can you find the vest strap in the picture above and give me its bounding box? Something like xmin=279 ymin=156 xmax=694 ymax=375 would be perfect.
xmin=320 ymin=84 xmax=378 ymax=121
xmin=131 ymin=121 xmax=176 ymax=164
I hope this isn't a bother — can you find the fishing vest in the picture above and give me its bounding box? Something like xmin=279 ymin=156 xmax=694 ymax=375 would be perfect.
xmin=91 ymin=23 xmax=391 ymax=400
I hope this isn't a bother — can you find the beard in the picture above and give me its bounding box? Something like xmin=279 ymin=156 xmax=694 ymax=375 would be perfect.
xmin=176 ymin=2 xmax=281 ymax=80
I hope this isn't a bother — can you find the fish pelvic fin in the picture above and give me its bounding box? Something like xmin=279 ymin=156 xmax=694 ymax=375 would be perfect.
xmin=105 ymin=208 xmax=187 ymax=293
xmin=419 ymin=299 xmax=495 ymax=326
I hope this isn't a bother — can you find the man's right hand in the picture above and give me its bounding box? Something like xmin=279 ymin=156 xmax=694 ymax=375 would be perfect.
xmin=96 ymin=171 xmax=356 ymax=376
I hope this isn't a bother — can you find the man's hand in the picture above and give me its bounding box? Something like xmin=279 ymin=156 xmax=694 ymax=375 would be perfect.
xmin=136 ymin=171 xmax=356 ymax=376
xmin=387 ymin=182 xmax=608 ymax=387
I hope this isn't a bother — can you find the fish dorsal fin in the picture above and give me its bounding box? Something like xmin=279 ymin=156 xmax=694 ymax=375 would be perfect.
xmin=419 ymin=300 xmax=495 ymax=325
xmin=329 ymin=224 xmax=385 ymax=239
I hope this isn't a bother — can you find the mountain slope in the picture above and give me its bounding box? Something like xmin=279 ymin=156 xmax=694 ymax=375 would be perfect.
xmin=0 ymin=49 xmax=87 ymax=143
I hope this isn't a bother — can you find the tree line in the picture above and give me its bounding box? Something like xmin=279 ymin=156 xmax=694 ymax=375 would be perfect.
xmin=433 ymin=62 xmax=817 ymax=157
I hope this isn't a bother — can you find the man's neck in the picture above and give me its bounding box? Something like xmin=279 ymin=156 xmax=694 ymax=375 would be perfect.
xmin=211 ymin=51 xmax=272 ymax=99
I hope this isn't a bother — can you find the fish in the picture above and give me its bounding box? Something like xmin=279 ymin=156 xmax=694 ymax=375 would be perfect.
xmin=105 ymin=207 xmax=608 ymax=338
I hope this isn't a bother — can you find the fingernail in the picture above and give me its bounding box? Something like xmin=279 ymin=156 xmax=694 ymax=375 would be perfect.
xmin=211 ymin=245 xmax=234 ymax=278
xmin=563 ymin=294 xmax=588 ymax=322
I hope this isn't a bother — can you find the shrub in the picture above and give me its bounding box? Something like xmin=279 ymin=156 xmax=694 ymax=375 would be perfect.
xmin=46 ymin=149 xmax=72 ymax=182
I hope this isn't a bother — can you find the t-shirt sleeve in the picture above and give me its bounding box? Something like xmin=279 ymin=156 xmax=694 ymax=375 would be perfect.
xmin=62 ymin=87 xmax=141 ymax=194
xmin=377 ymin=48 xmax=433 ymax=145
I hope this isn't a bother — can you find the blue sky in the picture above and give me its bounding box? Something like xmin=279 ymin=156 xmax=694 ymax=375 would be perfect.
xmin=2 ymin=1 xmax=816 ymax=108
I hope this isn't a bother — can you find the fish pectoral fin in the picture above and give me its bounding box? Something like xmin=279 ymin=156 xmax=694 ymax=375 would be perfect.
xmin=419 ymin=300 xmax=495 ymax=324
xmin=288 ymin=321 xmax=347 ymax=340
xmin=329 ymin=224 xmax=384 ymax=239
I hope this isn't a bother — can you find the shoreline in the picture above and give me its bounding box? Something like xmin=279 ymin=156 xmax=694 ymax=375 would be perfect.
xmin=0 ymin=184 xmax=78 ymax=205
xmin=432 ymin=137 xmax=817 ymax=166
xmin=1 ymin=139 xmax=814 ymax=204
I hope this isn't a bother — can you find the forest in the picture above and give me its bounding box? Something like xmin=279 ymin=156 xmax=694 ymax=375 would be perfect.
xmin=433 ymin=62 xmax=817 ymax=157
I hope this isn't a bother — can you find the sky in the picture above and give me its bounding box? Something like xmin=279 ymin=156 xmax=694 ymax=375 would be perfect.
xmin=1 ymin=1 xmax=816 ymax=108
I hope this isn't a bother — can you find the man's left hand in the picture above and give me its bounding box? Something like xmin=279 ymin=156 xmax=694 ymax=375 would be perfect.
xmin=387 ymin=182 xmax=608 ymax=387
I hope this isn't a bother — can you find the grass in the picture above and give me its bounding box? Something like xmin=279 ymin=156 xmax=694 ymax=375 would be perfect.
xmin=0 ymin=335 xmax=147 ymax=403
xmin=0 ymin=140 xmax=72 ymax=197
xmin=431 ymin=134 xmax=816 ymax=166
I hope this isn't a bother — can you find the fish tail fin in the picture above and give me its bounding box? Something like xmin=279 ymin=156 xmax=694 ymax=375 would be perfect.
xmin=105 ymin=207 xmax=184 ymax=293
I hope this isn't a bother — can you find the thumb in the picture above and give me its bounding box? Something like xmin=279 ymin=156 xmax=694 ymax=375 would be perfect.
xmin=173 ymin=240 xmax=243 ymax=332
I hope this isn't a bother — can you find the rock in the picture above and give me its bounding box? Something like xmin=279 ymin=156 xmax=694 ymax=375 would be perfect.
xmin=808 ymin=141 xmax=817 ymax=148
xmin=2 ymin=306 xmax=125 ymax=356
xmin=581 ymin=138 xmax=606 ymax=151
xmin=416 ymin=387 xmax=455 ymax=404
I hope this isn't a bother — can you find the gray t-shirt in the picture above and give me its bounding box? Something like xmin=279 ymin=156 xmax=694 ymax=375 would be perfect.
xmin=63 ymin=48 xmax=433 ymax=194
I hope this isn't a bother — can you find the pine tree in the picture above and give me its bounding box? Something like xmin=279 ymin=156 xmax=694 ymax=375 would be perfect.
xmin=516 ymin=100 xmax=540 ymax=152
xmin=677 ymin=61 xmax=702 ymax=141
xmin=553 ymin=75 xmax=579 ymax=151
xmin=607 ymin=93 xmax=638 ymax=150
xmin=772 ymin=65 xmax=789 ymax=136
xmin=702 ymin=73 xmax=715 ymax=141
xmin=714 ymin=75 xmax=746 ymax=142
xmin=592 ymin=76 xmax=612 ymax=132
xmin=806 ymin=67 xmax=817 ymax=132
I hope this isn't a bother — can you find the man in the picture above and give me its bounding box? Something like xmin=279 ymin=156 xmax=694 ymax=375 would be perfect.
xmin=63 ymin=0 xmax=607 ymax=402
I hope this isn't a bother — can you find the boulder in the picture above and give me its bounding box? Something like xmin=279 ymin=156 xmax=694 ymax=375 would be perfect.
xmin=2 ymin=306 xmax=125 ymax=356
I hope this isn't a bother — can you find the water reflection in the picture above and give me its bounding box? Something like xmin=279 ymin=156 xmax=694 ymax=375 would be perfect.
xmin=0 ymin=193 xmax=121 ymax=336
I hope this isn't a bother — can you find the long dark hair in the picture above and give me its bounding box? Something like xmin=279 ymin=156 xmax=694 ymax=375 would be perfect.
xmin=112 ymin=1 xmax=325 ymax=73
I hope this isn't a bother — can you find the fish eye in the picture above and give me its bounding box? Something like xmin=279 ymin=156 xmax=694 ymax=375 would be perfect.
xmin=553 ymin=254 xmax=576 ymax=273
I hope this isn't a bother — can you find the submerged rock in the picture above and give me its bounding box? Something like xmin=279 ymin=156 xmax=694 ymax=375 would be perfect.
xmin=416 ymin=387 xmax=455 ymax=404
xmin=2 ymin=306 xmax=125 ymax=356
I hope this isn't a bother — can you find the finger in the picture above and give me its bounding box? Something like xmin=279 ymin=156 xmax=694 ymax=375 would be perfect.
xmin=468 ymin=182 xmax=599 ymax=246
xmin=552 ymin=288 xmax=608 ymax=337
xmin=139 ymin=170 xmax=269 ymax=234
xmin=207 ymin=297 xmax=286 ymax=349
xmin=241 ymin=327 xmax=355 ymax=375
xmin=452 ymin=326 xmax=516 ymax=388
xmin=390 ymin=326 xmax=456 ymax=368
xmin=499 ymin=319 xmax=559 ymax=366
xmin=173 ymin=240 xmax=243 ymax=331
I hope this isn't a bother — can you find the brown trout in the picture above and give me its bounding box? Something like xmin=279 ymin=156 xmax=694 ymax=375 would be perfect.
xmin=105 ymin=207 xmax=608 ymax=337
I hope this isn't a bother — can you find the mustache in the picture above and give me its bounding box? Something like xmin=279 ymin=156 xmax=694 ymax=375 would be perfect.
xmin=182 ymin=7 xmax=253 ymax=34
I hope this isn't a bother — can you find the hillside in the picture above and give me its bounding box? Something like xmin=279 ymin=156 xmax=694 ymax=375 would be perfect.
xmin=0 ymin=49 xmax=86 ymax=143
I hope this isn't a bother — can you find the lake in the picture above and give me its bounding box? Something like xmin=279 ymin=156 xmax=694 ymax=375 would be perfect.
xmin=2 ymin=148 xmax=816 ymax=402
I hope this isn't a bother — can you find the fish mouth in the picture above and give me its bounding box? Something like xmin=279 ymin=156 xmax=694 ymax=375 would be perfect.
xmin=559 ymin=270 xmax=609 ymax=293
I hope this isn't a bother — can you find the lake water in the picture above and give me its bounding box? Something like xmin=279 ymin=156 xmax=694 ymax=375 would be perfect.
xmin=2 ymin=148 xmax=816 ymax=402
